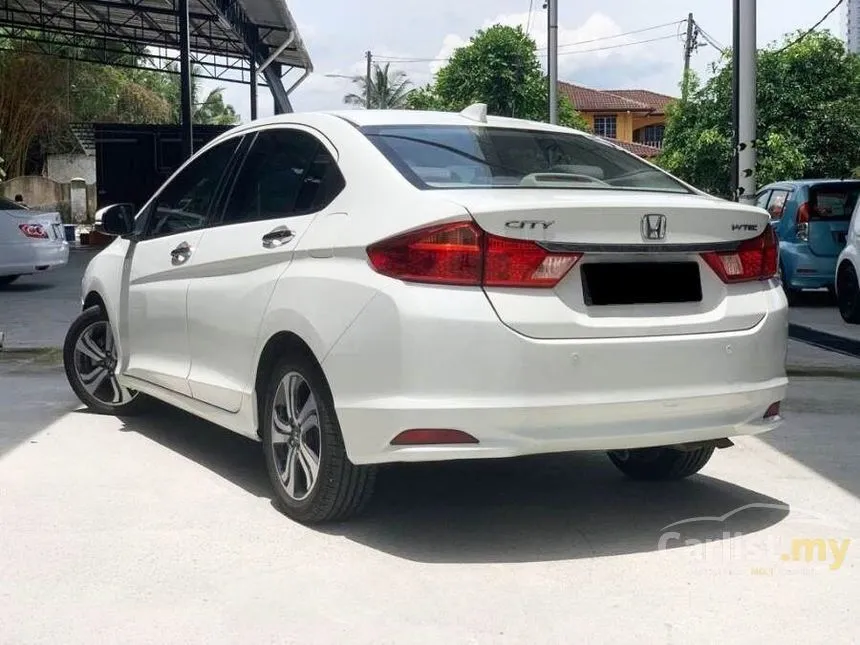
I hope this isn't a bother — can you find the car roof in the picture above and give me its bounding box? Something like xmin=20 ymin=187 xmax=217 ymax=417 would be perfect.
xmin=762 ymin=178 xmax=860 ymax=189
xmin=231 ymin=107 xmax=589 ymax=137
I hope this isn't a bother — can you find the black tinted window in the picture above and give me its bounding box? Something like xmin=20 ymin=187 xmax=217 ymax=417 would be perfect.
xmin=222 ymin=129 xmax=343 ymax=224
xmin=145 ymin=137 xmax=240 ymax=238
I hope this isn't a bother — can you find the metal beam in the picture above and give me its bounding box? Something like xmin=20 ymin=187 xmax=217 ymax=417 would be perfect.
xmin=178 ymin=0 xmax=193 ymax=158
xmin=249 ymin=53 xmax=258 ymax=120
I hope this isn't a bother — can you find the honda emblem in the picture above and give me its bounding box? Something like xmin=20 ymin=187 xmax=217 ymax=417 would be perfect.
xmin=641 ymin=214 xmax=667 ymax=241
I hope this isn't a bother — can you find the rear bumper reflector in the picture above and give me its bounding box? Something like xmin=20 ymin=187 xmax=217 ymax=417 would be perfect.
xmin=390 ymin=429 xmax=479 ymax=445
xmin=764 ymin=402 xmax=781 ymax=419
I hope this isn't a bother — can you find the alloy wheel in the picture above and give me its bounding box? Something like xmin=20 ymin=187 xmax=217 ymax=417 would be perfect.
xmin=72 ymin=320 xmax=136 ymax=407
xmin=270 ymin=372 xmax=322 ymax=501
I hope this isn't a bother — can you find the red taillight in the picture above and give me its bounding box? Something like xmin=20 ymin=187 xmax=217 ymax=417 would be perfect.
xmin=796 ymin=202 xmax=810 ymax=242
xmin=701 ymin=227 xmax=778 ymax=283
xmin=390 ymin=429 xmax=479 ymax=445
xmin=18 ymin=223 xmax=48 ymax=239
xmin=367 ymin=221 xmax=581 ymax=288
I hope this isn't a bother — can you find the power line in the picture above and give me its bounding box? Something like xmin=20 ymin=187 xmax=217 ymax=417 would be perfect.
xmin=525 ymin=0 xmax=535 ymax=34
xmin=694 ymin=22 xmax=726 ymax=53
xmin=774 ymin=0 xmax=844 ymax=53
xmin=538 ymin=20 xmax=684 ymax=51
xmin=556 ymin=33 xmax=679 ymax=56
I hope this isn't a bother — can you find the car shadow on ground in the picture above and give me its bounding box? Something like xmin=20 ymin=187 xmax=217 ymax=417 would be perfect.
xmin=119 ymin=403 xmax=790 ymax=564
xmin=0 ymin=282 xmax=54 ymax=293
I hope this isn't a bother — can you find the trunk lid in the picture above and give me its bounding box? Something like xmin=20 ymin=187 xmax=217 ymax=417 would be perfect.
xmin=3 ymin=209 xmax=64 ymax=242
xmin=439 ymin=189 xmax=773 ymax=340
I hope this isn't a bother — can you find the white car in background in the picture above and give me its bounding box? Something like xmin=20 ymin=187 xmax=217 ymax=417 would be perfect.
xmin=0 ymin=196 xmax=69 ymax=286
xmin=63 ymin=106 xmax=788 ymax=524
xmin=835 ymin=197 xmax=860 ymax=323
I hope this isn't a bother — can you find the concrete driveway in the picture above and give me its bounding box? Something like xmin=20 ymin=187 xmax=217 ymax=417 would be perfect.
xmin=0 ymin=354 xmax=858 ymax=644
xmin=0 ymin=247 xmax=99 ymax=349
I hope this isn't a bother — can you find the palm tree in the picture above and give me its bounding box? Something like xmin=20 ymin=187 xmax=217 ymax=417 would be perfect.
xmin=343 ymin=63 xmax=414 ymax=109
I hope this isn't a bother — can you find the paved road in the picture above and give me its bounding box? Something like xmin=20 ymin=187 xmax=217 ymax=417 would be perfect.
xmin=0 ymin=248 xmax=98 ymax=349
xmin=788 ymin=291 xmax=860 ymax=343
xmin=1 ymin=352 xmax=858 ymax=643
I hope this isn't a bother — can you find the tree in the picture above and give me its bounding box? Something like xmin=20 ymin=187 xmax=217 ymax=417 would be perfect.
xmin=405 ymin=24 xmax=588 ymax=130
xmin=659 ymin=31 xmax=860 ymax=197
xmin=344 ymin=62 xmax=414 ymax=109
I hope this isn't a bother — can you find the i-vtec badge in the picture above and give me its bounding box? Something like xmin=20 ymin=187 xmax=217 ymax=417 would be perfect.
xmin=731 ymin=223 xmax=759 ymax=232
xmin=505 ymin=220 xmax=555 ymax=230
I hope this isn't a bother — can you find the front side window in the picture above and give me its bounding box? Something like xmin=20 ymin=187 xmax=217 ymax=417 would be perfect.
xmin=143 ymin=136 xmax=241 ymax=239
xmin=363 ymin=124 xmax=690 ymax=194
xmin=593 ymin=116 xmax=617 ymax=139
xmin=221 ymin=129 xmax=344 ymax=225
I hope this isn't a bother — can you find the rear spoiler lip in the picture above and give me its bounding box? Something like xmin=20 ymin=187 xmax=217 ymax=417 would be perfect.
xmin=538 ymin=240 xmax=743 ymax=254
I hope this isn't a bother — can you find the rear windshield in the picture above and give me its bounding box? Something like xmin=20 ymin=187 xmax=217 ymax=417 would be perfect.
xmin=809 ymin=183 xmax=860 ymax=220
xmin=0 ymin=196 xmax=27 ymax=210
xmin=361 ymin=125 xmax=691 ymax=194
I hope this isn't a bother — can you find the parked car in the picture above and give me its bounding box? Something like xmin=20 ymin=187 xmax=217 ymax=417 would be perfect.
xmin=62 ymin=106 xmax=788 ymax=524
xmin=835 ymin=196 xmax=860 ymax=323
xmin=0 ymin=196 xmax=69 ymax=286
xmin=755 ymin=179 xmax=860 ymax=302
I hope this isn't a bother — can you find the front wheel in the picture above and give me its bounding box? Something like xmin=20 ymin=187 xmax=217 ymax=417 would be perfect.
xmin=261 ymin=354 xmax=377 ymax=524
xmin=836 ymin=263 xmax=860 ymax=324
xmin=63 ymin=306 xmax=149 ymax=415
xmin=607 ymin=445 xmax=715 ymax=481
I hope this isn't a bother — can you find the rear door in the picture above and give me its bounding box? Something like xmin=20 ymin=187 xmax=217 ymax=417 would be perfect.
xmin=185 ymin=126 xmax=346 ymax=412
xmin=807 ymin=182 xmax=860 ymax=257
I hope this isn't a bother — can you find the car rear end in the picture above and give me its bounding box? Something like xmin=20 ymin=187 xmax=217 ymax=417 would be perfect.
xmin=0 ymin=203 xmax=69 ymax=278
xmin=779 ymin=181 xmax=860 ymax=291
xmin=320 ymin=117 xmax=788 ymax=465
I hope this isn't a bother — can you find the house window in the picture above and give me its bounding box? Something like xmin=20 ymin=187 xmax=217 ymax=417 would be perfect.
xmin=593 ymin=115 xmax=617 ymax=139
xmin=634 ymin=124 xmax=666 ymax=147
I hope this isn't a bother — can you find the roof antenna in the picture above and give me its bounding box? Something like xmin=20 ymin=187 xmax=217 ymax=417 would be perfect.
xmin=459 ymin=103 xmax=488 ymax=123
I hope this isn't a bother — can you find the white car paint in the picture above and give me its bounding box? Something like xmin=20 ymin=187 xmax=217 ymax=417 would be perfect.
xmin=80 ymin=109 xmax=788 ymax=464
xmin=0 ymin=198 xmax=69 ymax=279
xmin=836 ymin=197 xmax=860 ymax=297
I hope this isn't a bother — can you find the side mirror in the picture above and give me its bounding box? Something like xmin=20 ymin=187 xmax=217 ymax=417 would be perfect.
xmin=95 ymin=203 xmax=134 ymax=237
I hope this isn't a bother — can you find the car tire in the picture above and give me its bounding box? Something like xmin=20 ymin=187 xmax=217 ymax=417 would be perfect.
xmin=836 ymin=262 xmax=860 ymax=324
xmin=63 ymin=306 xmax=150 ymax=416
xmin=262 ymin=353 xmax=377 ymax=524
xmin=779 ymin=264 xmax=800 ymax=305
xmin=607 ymin=445 xmax=715 ymax=481
xmin=0 ymin=275 xmax=20 ymax=287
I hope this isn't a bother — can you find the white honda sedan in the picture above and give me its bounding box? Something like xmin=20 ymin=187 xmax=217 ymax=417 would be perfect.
xmin=0 ymin=196 xmax=69 ymax=285
xmin=63 ymin=106 xmax=788 ymax=524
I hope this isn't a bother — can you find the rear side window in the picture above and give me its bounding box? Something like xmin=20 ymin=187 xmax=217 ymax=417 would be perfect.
xmin=766 ymin=189 xmax=790 ymax=219
xmin=809 ymin=183 xmax=860 ymax=221
xmin=0 ymin=196 xmax=27 ymax=210
xmin=221 ymin=129 xmax=344 ymax=225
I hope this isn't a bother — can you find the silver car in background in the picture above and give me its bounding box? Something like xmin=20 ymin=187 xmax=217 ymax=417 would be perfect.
xmin=0 ymin=196 xmax=69 ymax=286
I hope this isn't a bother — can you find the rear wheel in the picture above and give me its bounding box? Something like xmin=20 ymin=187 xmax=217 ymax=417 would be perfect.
xmin=63 ymin=306 xmax=149 ymax=415
xmin=607 ymin=445 xmax=715 ymax=481
xmin=836 ymin=262 xmax=860 ymax=324
xmin=0 ymin=275 xmax=20 ymax=287
xmin=262 ymin=353 xmax=376 ymax=524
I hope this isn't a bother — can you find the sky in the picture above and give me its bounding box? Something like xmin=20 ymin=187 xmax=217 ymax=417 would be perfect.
xmin=204 ymin=0 xmax=844 ymax=123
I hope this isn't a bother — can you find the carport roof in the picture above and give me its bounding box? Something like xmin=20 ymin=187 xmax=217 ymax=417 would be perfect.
xmin=0 ymin=0 xmax=312 ymax=81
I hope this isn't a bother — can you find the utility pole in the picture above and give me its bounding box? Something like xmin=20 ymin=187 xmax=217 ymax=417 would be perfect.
xmin=365 ymin=50 xmax=372 ymax=109
xmin=682 ymin=13 xmax=695 ymax=101
xmin=178 ymin=0 xmax=193 ymax=159
xmin=547 ymin=0 xmax=558 ymax=123
xmin=733 ymin=0 xmax=757 ymax=204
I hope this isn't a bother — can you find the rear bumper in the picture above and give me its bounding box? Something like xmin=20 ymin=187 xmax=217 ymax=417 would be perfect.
xmin=322 ymin=281 xmax=789 ymax=465
xmin=780 ymin=243 xmax=837 ymax=290
xmin=0 ymin=241 xmax=69 ymax=276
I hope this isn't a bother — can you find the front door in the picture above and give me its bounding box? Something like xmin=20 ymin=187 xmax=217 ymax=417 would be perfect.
xmin=121 ymin=135 xmax=243 ymax=395
xmin=185 ymin=126 xmax=346 ymax=412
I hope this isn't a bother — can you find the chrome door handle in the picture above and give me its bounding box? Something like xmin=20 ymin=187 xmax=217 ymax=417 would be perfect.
xmin=170 ymin=241 xmax=192 ymax=265
xmin=262 ymin=226 xmax=294 ymax=248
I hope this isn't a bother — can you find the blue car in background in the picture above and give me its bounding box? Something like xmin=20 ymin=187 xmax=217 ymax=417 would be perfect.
xmin=755 ymin=179 xmax=860 ymax=302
